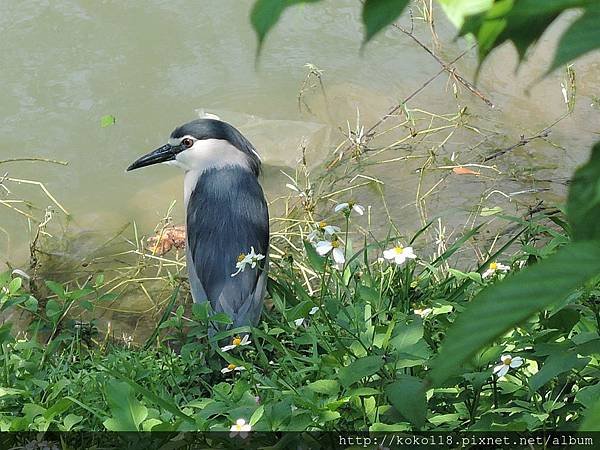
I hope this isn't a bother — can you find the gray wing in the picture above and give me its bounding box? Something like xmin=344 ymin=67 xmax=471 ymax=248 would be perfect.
xmin=186 ymin=167 xmax=269 ymax=329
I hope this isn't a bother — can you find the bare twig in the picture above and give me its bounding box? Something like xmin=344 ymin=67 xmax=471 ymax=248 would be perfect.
xmin=390 ymin=25 xmax=493 ymax=108
xmin=483 ymin=130 xmax=551 ymax=162
xmin=0 ymin=157 xmax=69 ymax=166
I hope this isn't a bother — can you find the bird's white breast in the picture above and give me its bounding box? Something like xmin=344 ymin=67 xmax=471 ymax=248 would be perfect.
xmin=172 ymin=139 xmax=251 ymax=208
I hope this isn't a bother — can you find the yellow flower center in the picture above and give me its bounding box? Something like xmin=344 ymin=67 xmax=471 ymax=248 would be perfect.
xmin=232 ymin=337 xmax=242 ymax=346
xmin=394 ymin=245 xmax=404 ymax=254
xmin=332 ymin=240 xmax=341 ymax=248
xmin=319 ymin=221 xmax=327 ymax=229
xmin=490 ymin=262 xmax=498 ymax=270
xmin=237 ymin=253 xmax=246 ymax=263
xmin=503 ymin=357 xmax=512 ymax=365
xmin=227 ymin=363 xmax=236 ymax=370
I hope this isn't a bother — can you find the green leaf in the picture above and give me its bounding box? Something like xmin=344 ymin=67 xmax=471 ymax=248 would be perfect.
xmin=23 ymin=296 xmax=38 ymax=312
xmin=8 ymin=277 xmax=22 ymax=295
xmin=102 ymin=380 xmax=148 ymax=431
xmin=251 ymin=0 xmax=322 ymax=53
xmin=307 ymin=379 xmax=340 ymax=396
xmin=550 ymin=4 xmax=600 ymax=72
xmin=390 ymin=319 xmax=423 ymax=351
xmin=459 ymin=0 xmax=591 ymax=72
xmin=385 ymin=375 xmax=426 ymax=427
xmin=45 ymin=280 xmax=66 ymax=299
xmin=428 ymin=240 xmax=600 ymax=387
xmin=576 ymin=383 xmax=600 ymax=408
xmin=581 ymin=397 xmax=600 ymax=431
xmin=303 ymin=240 xmax=325 ymax=272
xmin=45 ymin=299 xmax=62 ymax=321
xmin=362 ymin=0 xmax=410 ymax=43
xmin=100 ymin=114 xmax=116 ymax=128
xmin=101 ymin=367 xmax=195 ymax=424
xmin=286 ymin=300 xmax=313 ymax=321
xmin=0 ymin=387 xmax=24 ymax=398
xmin=567 ymin=142 xmax=600 ymax=241
xmin=338 ymin=355 xmax=384 ymax=387
xmin=62 ymin=413 xmax=83 ymax=431
xmin=369 ymin=422 xmax=412 ymax=431
xmin=43 ymin=398 xmax=73 ymax=421
xmin=249 ymin=404 xmax=265 ymax=426
xmin=529 ymin=353 xmax=589 ymax=392
xmin=210 ymin=312 xmax=233 ymax=324
xmin=437 ymin=0 xmax=494 ymax=29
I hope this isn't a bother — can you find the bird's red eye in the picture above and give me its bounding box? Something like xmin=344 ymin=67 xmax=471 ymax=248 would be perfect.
xmin=182 ymin=138 xmax=194 ymax=148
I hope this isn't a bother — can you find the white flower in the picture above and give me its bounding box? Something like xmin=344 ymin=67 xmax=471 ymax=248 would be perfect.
xmin=334 ymin=201 xmax=365 ymax=216
xmin=307 ymin=221 xmax=341 ymax=243
xmin=221 ymin=335 xmax=251 ymax=352
xmin=221 ymin=363 xmax=246 ymax=374
xmin=229 ymin=418 xmax=251 ymax=438
xmin=414 ymin=308 xmax=433 ymax=318
xmin=231 ymin=246 xmax=266 ymax=277
xmin=383 ymin=245 xmax=417 ymax=266
xmin=482 ymin=261 xmax=510 ymax=279
xmin=293 ymin=306 xmax=320 ymax=327
xmin=315 ymin=238 xmax=345 ymax=265
xmin=493 ymin=354 xmax=524 ymax=377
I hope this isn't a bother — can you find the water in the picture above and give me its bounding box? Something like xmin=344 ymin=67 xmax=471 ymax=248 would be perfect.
xmin=1 ymin=1 xmax=599 ymax=336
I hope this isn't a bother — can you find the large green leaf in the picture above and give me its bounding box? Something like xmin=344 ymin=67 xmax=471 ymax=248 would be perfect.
xmin=104 ymin=367 xmax=195 ymax=424
xmin=304 ymin=240 xmax=325 ymax=272
xmin=338 ymin=355 xmax=384 ymax=387
xmin=385 ymin=376 xmax=426 ymax=428
xmin=251 ymin=0 xmax=322 ymax=52
xmin=459 ymin=0 xmax=592 ymax=69
xmin=550 ymin=4 xmax=600 ymax=72
xmin=427 ymin=240 xmax=600 ymax=387
xmin=102 ymin=380 xmax=148 ymax=431
xmin=529 ymin=353 xmax=589 ymax=392
xmin=437 ymin=0 xmax=494 ymax=29
xmin=362 ymin=0 xmax=410 ymax=43
xmin=580 ymin=397 xmax=600 ymax=431
xmin=567 ymin=142 xmax=600 ymax=241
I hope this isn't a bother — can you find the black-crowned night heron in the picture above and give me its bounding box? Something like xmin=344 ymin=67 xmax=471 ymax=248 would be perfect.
xmin=127 ymin=118 xmax=269 ymax=331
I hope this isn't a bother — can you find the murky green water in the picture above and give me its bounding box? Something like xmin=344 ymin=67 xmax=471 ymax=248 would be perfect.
xmin=1 ymin=1 xmax=599 ymax=337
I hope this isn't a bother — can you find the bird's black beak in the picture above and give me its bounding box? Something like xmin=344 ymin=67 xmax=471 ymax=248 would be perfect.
xmin=127 ymin=144 xmax=177 ymax=171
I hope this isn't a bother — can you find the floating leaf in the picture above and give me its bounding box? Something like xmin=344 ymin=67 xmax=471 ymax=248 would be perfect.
xmin=453 ymin=166 xmax=480 ymax=175
xmin=100 ymin=115 xmax=116 ymax=128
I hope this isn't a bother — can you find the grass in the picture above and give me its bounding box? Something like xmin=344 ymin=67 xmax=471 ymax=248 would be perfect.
xmin=1 ymin=194 xmax=598 ymax=437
